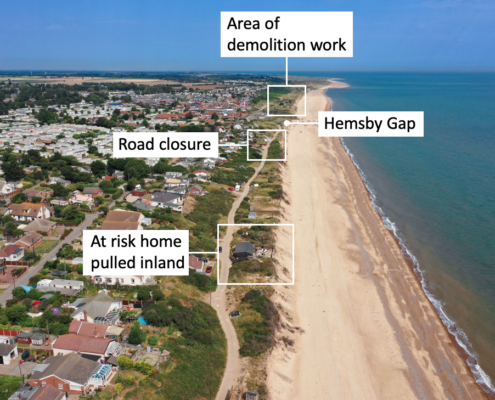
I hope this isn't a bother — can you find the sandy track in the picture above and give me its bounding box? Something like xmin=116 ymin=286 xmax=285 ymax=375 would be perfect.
xmin=214 ymin=144 xmax=270 ymax=400
xmin=266 ymin=86 xmax=485 ymax=400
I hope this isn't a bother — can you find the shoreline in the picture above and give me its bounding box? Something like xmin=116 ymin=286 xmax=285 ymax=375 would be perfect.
xmin=335 ymin=108 xmax=495 ymax=396
xmin=266 ymin=84 xmax=487 ymax=399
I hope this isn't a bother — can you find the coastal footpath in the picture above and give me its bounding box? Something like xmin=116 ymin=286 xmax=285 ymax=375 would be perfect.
xmin=266 ymin=84 xmax=485 ymax=400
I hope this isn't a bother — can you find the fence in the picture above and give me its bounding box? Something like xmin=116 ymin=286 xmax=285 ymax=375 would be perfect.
xmin=4 ymin=261 xmax=30 ymax=267
xmin=0 ymin=329 xmax=21 ymax=337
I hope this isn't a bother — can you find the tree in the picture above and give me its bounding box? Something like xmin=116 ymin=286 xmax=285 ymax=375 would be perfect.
xmin=36 ymin=108 xmax=58 ymax=124
xmin=4 ymin=221 xmax=21 ymax=238
xmin=185 ymin=111 xmax=194 ymax=120
xmin=90 ymin=160 xmax=106 ymax=178
xmin=211 ymin=112 xmax=219 ymax=120
xmin=3 ymin=159 xmax=25 ymax=180
xmin=50 ymin=183 xmax=69 ymax=197
xmin=12 ymin=287 xmax=27 ymax=299
xmin=31 ymin=196 xmax=42 ymax=203
xmin=124 ymin=159 xmax=150 ymax=180
xmin=11 ymin=192 xmax=27 ymax=204
xmin=128 ymin=322 xmax=144 ymax=345
xmin=5 ymin=303 xmax=28 ymax=324
xmin=61 ymin=206 xmax=83 ymax=221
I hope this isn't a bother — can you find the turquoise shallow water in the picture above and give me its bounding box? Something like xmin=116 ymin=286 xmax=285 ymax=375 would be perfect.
xmin=299 ymin=72 xmax=495 ymax=392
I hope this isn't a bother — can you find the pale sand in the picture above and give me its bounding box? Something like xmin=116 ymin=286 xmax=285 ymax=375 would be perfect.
xmin=266 ymin=85 xmax=485 ymax=400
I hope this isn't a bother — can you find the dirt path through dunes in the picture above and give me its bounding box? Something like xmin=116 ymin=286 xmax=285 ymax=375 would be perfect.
xmin=214 ymin=143 xmax=270 ymax=400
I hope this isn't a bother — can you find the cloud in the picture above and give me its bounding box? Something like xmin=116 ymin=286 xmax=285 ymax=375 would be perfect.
xmin=46 ymin=24 xmax=62 ymax=30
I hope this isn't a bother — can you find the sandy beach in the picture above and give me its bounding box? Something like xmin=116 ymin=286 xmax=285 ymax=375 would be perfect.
xmin=266 ymin=84 xmax=486 ymax=400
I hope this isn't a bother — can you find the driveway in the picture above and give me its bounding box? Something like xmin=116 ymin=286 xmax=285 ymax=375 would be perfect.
xmin=0 ymin=356 xmax=37 ymax=376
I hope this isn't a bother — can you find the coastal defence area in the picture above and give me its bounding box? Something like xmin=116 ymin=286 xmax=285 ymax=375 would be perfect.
xmin=267 ymin=84 xmax=486 ymax=399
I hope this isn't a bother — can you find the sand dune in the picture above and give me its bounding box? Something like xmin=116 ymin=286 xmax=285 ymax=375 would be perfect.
xmin=266 ymin=86 xmax=485 ymax=400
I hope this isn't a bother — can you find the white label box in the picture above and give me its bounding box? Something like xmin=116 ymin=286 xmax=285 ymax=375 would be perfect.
xmin=318 ymin=112 xmax=424 ymax=137
xmin=113 ymin=132 xmax=219 ymax=158
xmin=83 ymin=230 xmax=189 ymax=276
xmin=221 ymin=12 xmax=353 ymax=57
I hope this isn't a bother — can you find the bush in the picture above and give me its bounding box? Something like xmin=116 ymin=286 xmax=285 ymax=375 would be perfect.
xmin=148 ymin=335 xmax=159 ymax=346
xmin=12 ymin=287 xmax=26 ymax=299
xmin=193 ymin=329 xmax=215 ymax=345
xmin=125 ymin=375 xmax=135 ymax=385
xmin=114 ymin=383 xmax=124 ymax=394
xmin=117 ymin=356 xmax=134 ymax=369
xmin=133 ymin=361 xmax=154 ymax=376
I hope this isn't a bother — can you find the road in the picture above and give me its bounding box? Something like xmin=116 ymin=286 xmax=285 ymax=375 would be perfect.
xmin=214 ymin=143 xmax=270 ymax=400
xmin=0 ymin=193 xmax=129 ymax=306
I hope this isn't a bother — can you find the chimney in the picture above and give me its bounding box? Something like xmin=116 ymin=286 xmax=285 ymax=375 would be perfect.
xmin=150 ymin=291 xmax=154 ymax=302
xmin=83 ymin=310 xmax=88 ymax=322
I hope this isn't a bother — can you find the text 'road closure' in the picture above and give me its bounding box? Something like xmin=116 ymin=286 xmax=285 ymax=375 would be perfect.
xmin=83 ymin=230 xmax=190 ymax=276
xmin=113 ymin=132 xmax=219 ymax=158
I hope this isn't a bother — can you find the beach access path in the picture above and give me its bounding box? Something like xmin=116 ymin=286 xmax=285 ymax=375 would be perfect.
xmin=265 ymin=85 xmax=486 ymax=400
xmin=214 ymin=144 xmax=270 ymax=400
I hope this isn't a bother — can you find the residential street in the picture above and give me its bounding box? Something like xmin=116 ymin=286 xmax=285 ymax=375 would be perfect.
xmin=0 ymin=212 xmax=98 ymax=306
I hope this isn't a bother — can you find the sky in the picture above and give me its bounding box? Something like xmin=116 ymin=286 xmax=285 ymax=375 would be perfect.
xmin=1 ymin=0 xmax=494 ymax=72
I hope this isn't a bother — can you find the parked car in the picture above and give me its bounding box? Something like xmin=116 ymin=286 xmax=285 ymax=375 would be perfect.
xmin=230 ymin=311 xmax=241 ymax=318
xmin=199 ymin=258 xmax=208 ymax=262
xmin=228 ymin=187 xmax=235 ymax=192
xmin=206 ymin=266 xmax=213 ymax=273
xmin=219 ymin=247 xmax=222 ymax=253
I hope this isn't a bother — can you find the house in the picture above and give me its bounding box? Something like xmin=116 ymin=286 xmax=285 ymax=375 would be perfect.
xmin=70 ymin=293 xmax=122 ymax=324
xmin=150 ymin=192 xmax=183 ymax=208
xmin=70 ymin=194 xmax=94 ymax=207
xmin=101 ymin=210 xmax=145 ymax=230
xmin=192 ymin=169 xmax=211 ymax=178
xmin=0 ymin=343 xmax=18 ymax=365
xmin=23 ymin=189 xmax=52 ymax=202
xmin=0 ymin=181 xmax=20 ymax=198
xmin=11 ymin=231 xmax=43 ymax=250
xmin=52 ymin=335 xmax=122 ymax=361
xmin=92 ymin=275 xmax=152 ymax=286
xmin=82 ymin=187 xmax=103 ymax=198
xmin=7 ymin=203 xmax=51 ymax=222
xmin=233 ymin=242 xmax=254 ymax=259
xmin=68 ymin=321 xmax=124 ymax=342
xmin=28 ymin=353 xmax=109 ymax=395
xmin=29 ymin=386 xmax=66 ymax=400
xmin=0 ymin=245 xmax=25 ymax=261
xmin=49 ymin=177 xmax=71 ymax=187
xmin=22 ymin=219 xmax=57 ymax=235
xmin=8 ymin=384 xmax=66 ymax=400
xmin=189 ymin=255 xmax=204 ymax=272
xmin=188 ymin=185 xmax=204 ymax=196
xmin=49 ymin=279 xmax=84 ymax=292
xmin=69 ymin=321 xmax=108 ymax=338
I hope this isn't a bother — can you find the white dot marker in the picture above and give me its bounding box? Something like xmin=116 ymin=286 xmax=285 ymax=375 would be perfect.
xmin=284 ymin=120 xmax=290 ymax=127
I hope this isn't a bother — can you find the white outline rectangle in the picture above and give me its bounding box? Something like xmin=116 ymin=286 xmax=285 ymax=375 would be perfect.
xmin=247 ymin=129 xmax=287 ymax=161
xmin=267 ymin=85 xmax=306 ymax=117
xmin=217 ymin=223 xmax=295 ymax=286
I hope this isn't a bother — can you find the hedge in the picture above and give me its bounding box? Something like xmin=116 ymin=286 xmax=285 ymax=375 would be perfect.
xmin=112 ymin=189 xmax=124 ymax=200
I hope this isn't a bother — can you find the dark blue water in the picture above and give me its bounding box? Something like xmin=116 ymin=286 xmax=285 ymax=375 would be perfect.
xmin=315 ymin=72 xmax=495 ymax=392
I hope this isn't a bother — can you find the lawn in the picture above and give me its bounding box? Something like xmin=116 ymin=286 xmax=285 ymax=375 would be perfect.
xmin=0 ymin=375 xmax=22 ymax=400
xmin=35 ymin=240 xmax=58 ymax=253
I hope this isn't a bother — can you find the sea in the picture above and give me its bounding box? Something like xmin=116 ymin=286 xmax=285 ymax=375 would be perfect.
xmin=300 ymin=72 xmax=495 ymax=394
